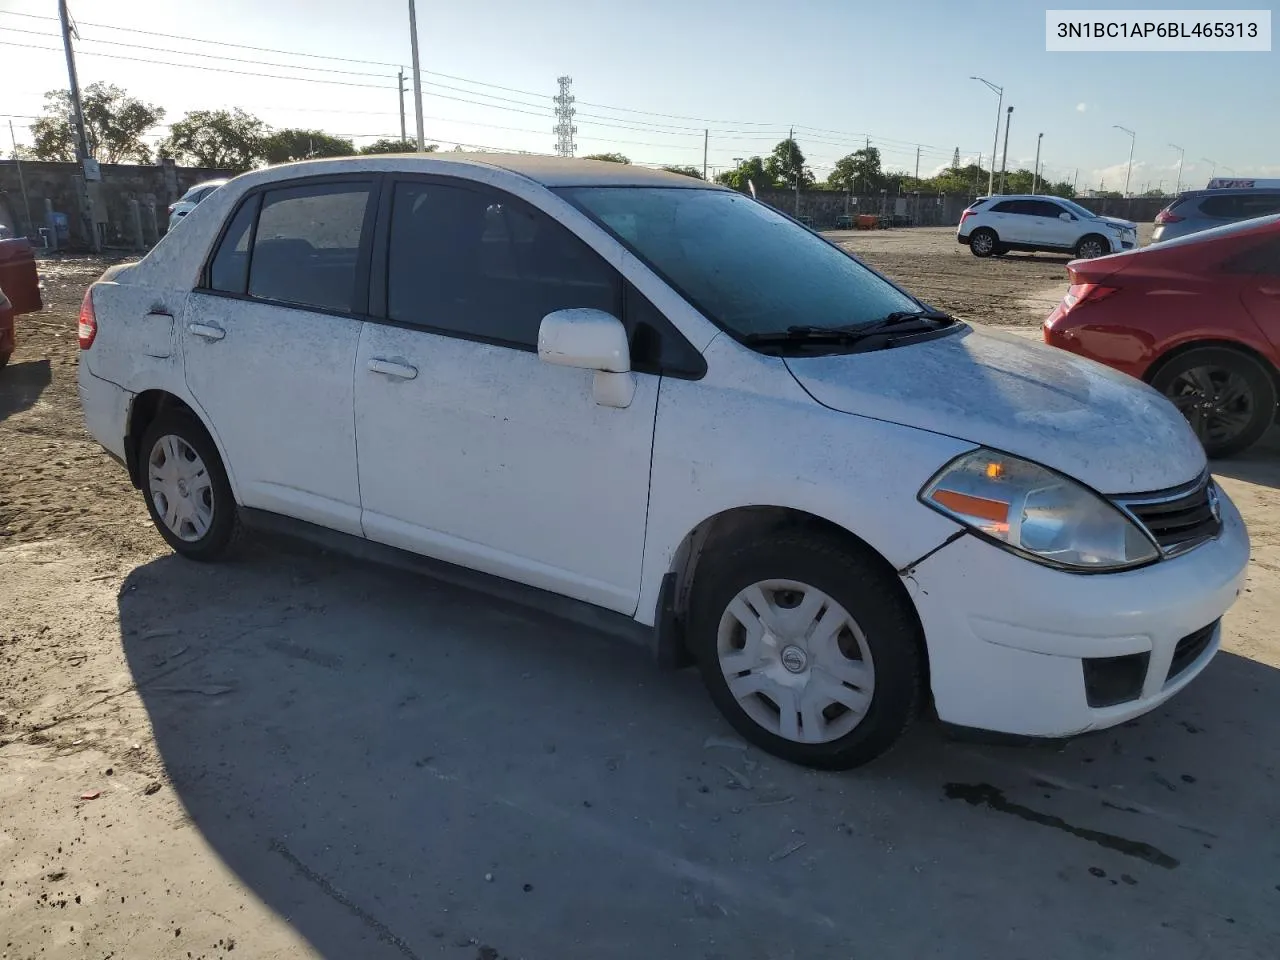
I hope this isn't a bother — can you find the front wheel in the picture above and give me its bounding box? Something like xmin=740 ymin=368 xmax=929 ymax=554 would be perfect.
xmin=140 ymin=411 xmax=243 ymax=560
xmin=1150 ymin=347 xmax=1278 ymax=458
xmin=1075 ymin=234 xmax=1109 ymax=259
xmin=689 ymin=532 xmax=923 ymax=770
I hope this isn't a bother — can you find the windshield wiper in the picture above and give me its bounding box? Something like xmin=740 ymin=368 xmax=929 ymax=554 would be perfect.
xmin=742 ymin=309 xmax=956 ymax=348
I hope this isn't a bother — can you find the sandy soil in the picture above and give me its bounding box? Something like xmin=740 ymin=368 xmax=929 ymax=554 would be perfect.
xmin=2 ymin=233 xmax=1278 ymax=960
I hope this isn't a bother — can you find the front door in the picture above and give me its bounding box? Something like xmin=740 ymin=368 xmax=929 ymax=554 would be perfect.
xmin=182 ymin=178 xmax=377 ymax=535
xmin=354 ymin=178 xmax=659 ymax=613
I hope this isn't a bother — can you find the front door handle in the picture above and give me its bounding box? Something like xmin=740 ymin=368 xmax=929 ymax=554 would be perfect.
xmin=187 ymin=322 xmax=225 ymax=341
xmin=368 ymin=358 xmax=418 ymax=380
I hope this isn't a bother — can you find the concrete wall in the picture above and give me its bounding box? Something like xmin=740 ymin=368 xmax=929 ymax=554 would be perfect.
xmin=0 ymin=160 xmax=232 ymax=250
xmin=1071 ymin=196 xmax=1168 ymax=222
xmin=755 ymin=190 xmax=973 ymax=228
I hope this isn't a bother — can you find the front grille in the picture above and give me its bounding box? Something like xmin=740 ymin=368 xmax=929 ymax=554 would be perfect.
xmin=1116 ymin=474 xmax=1221 ymax=557
xmin=1167 ymin=621 xmax=1217 ymax=683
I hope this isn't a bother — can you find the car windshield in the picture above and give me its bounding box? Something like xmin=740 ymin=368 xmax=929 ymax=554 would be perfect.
xmin=1053 ymin=197 xmax=1097 ymax=219
xmin=557 ymin=186 xmax=920 ymax=338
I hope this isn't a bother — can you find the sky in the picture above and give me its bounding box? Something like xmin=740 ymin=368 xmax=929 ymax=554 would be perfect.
xmin=1 ymin=0 xmax=1277 ymax=191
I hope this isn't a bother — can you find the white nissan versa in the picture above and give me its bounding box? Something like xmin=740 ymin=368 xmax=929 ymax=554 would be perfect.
xmin=76 ymin=156 xmax=1248 ymax=769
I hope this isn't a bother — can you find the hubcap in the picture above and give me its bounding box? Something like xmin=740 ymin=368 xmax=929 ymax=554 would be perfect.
xmin=148 ymin=434 xmax=214 ymax=542
xmin=716 ymin=579 xmax=875 ymax=745
xmin=1165 ymin=366 xmax=1254 ymax=445
xmin=1080 ymin=240 xmax=1103 ymax=258
xmin=973 ymin=233 xmax=992 ymax=254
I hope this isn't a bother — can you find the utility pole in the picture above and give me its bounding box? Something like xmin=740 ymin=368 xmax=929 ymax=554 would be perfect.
xmin=1202 ymin=158 xmax=1217 ymax=181
xmin=971 ymin=153 xmax=981 ymax=198
xmin=8 ymin=121 xmax=35 ymax=237
xmin=703 ymin=128 xmax=708 ymax=181
xmin=1072 ymin=168 xmax=1079 ymax=194
xmin=1169 ymin=142 xmax=1185 ymax=193
xmin=1113 ymin=125 xmax=1135 ymax=197
xmin=790 ymin=126 xmax=799 ymax=217
xmin=998 ymin=105 xmax=1013 ymax=195
xmin=1032 ymin=132 xmax=1043 ymax=194
xmin=57 ymin=0 xmax=97 ymax=251
xmin=398 ymin=68 xmax=407 ymax=144
xmin=971 ymin=76 xmax=1003 ymax=196
xmin=407 ymin=0 xmax=426 ymax=151
xmin=914 ymin=145 xmax=920 ymax=180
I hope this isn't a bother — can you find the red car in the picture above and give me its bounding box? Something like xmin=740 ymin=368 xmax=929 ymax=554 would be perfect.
xmin=1044 ymin=214 xmax=1280 ymax=457
xmin=0 ymin=237 xmax=43 ymax=369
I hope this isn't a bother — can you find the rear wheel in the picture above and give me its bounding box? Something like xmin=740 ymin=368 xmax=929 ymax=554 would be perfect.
xmin=688 ymin=531 xmax=923 ymax=770
xmin=1150 ymin=347 xmax=1278 ymax=458
xmin=969 ymin=228 xmax=997 ymax=258
xmin=140 ymin=410 xmax=243 ymax=560
xmin=1075 ymin=234 xmax=1109 ymax=259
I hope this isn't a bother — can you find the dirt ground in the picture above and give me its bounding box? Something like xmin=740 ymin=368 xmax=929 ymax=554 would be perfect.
xmin=2 ymin=229 xmax=1279 ymax=960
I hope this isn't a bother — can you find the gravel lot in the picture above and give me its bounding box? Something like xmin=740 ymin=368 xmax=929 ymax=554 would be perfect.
xmin=2 ymin=228 xmax=1279 ymax=960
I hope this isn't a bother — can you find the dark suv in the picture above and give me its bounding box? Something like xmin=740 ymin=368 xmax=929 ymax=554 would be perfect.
xmin=1153 ymin=188 xmax=1280 ymax=242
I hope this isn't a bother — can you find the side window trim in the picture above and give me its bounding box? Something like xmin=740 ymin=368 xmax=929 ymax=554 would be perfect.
xmin=197 ymin=173 xmax=383 ymax=320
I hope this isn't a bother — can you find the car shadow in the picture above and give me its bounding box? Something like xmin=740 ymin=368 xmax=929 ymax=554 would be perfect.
xmin=1213 ymin=425 xmax=1280 ymax=489
xmin=994 ymin=252 xmax=1074 ymax=265
xmin=0 ymin=358 xmax=51 ymax=422
xmin=118 ymin=541 xmax=1280 ymax=959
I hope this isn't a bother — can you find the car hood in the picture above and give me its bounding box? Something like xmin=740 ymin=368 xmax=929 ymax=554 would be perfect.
xmin=783 ymin=325 xmax=1206 ymax=495
xmin=1096 ymin=215 xmax=1137 ymax=232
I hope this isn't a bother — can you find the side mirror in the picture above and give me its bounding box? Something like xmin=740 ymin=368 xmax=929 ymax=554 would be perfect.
xmin=538 ymin=308 xmax=635 ymax=408
xmin=1059 ymin=212 xmax=1073 ymax=221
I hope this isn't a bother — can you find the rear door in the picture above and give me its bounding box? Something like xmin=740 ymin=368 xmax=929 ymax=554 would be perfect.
xmin=986 ymin=199 xmax=1033 ymax=243
xmin=181 ymin=176 xmax=378 ymax=535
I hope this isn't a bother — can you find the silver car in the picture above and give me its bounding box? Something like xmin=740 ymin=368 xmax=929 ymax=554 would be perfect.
xmin=1152 ymin=188 xmax=1280 ymax=242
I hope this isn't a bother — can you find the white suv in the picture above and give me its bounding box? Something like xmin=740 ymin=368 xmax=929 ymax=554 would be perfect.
xmin=958 ymin=194 xmax=1138 ymax=259
xmin=77 ymin=156 xmax=1247 ymax=769
xmin=167 ymin=179 xmax=227 ymax=233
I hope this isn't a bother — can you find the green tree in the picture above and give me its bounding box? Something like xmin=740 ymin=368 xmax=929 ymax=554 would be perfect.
xmin=261 ymin=129 xmax=354 ymax=164
xmin=359 ymin=138 xmax=437 ymax=154
xmin=826 ymin=147 xmax=881 ymax=193
xmin=583 ymin=152 xmax=630 ymax=164
xmin=1002 ymin=168 xmax=1036 ymax=194
xmin=714 ymin=156 xmax=771 ymax=190
xmin=159 ymin=109 xmax=267 ymax=170
xmin=764 ymin=138 xmax=813 ymax=189
xmin=29 ymin=83 xmax=164 ymax=163
xmin=661 ymin=165 xmax=704 ymax=179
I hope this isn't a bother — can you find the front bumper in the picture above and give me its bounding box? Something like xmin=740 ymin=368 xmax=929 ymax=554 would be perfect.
xmin=77 ymin=362 xmax=132 ymax=463
xmin=906 ymin=488 xmax=1249 ymax=737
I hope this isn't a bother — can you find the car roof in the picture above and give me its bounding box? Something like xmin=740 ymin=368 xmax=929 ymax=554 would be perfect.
xmin=239 ymin=154 xmax=723 ymax=189
xmin=1176 ymin=187 xmax=1280 ymax=199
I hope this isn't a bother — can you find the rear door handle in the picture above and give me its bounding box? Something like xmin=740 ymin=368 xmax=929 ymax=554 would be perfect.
xmin=187 ymin=322 xmax=225 ymax=341
xmin=368 ymin=358 xmax=418 ymax=380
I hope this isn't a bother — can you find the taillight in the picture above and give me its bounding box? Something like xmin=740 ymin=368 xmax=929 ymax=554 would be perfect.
xmin=959 ymin=209 xmax=974 ymax=227
xmin=1060 ymin=282 xmax=1119 ymax=314
xmin=78 ymin=286 xmax=97 ymax=349
xmin=1154 ymin=208 xmax=1184 ymax=224
xmin=167 ymin=204 xmax=176 ymax=214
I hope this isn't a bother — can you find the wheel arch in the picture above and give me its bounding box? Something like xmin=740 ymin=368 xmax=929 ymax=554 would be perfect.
xmin=125 ymin=389 xmax=240 ymax=499
xmin=655 ymin=505 xmax=931 ymax=699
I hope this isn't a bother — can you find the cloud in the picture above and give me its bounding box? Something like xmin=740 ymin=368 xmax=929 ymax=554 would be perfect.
xmin=1076 ymin=102 xmax=1087 ymax=112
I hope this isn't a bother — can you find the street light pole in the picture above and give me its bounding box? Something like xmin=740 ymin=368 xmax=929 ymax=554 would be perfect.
xmin=1201 ymin=157 xmax=1217 ymax=181
xmin=970 ymin=76 xmax=1002 ymax=196
xmin=407 ymin=0 xmax=426 ymax=151
xmin=1032 ymin=132 xmax=1043 ymax=194
xmin=998 ymin=105 xmax=1013 ymax=195
xmin=1113 ymin=125 xmax=1135 ymax=197
xmin=1169 ymin=143 xmax=1185 ymax=194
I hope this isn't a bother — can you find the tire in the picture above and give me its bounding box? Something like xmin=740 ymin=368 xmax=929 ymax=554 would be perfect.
xmin=1150 ymin=347 xmax=1278 ymax=458
xmin=1075 ymin=234 xmax=1109 ymax=259
xmin=969 ymin=228 xmax=997 ymax=258
xmin=139 ymin=410 xmax=243 ymax=560
xmin=688 ymin=531 xmax=923 ymax=770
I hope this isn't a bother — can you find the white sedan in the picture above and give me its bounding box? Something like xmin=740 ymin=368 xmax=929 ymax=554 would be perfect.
xmin=76 ymin=155 xmax=1248 ymax=768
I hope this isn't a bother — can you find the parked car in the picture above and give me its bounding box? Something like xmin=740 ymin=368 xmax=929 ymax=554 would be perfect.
xmin=1152 ymin=186 xmax=1280 ymax=243
xmin=77 ymin=156 xmax=1247 ymax=769
xmin=958 ymin=194 xmax=1138 ymax=259
xmin=167 ymin=180 xmax=227 ymax=232
xmin=0 ymin=237 xmax=43 ymax=369
xmin=1044 ymin=214 xmax=1280 ymax=457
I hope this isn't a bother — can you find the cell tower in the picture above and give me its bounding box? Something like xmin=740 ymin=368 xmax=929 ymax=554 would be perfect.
xmin=553 ymin=76 xmax=577 ymax=158
xmin=952 ymin=147 xmax=960 ymax=169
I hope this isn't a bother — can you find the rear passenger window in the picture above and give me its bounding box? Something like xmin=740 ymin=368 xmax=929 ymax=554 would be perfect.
xmin=1200 ymin=196 xmax=1242 ymax=219
xmin=247 ymin=182 xmax=373 ymax=313
xmin=990 ymin=200 xmax=1022 ymax=214
xmin=208 ymin=196 xmax=259 ymax=294
xmin=386 ymin=180 xmax=620 ymax=349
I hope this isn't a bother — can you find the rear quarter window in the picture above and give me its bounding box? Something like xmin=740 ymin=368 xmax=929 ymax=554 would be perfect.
xmin=1199 ymin=195 xmax=1243 ymax=218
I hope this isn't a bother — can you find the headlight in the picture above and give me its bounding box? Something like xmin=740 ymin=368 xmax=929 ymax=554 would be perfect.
xmin=920 ymin=449 xmax=1159 ymax=571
